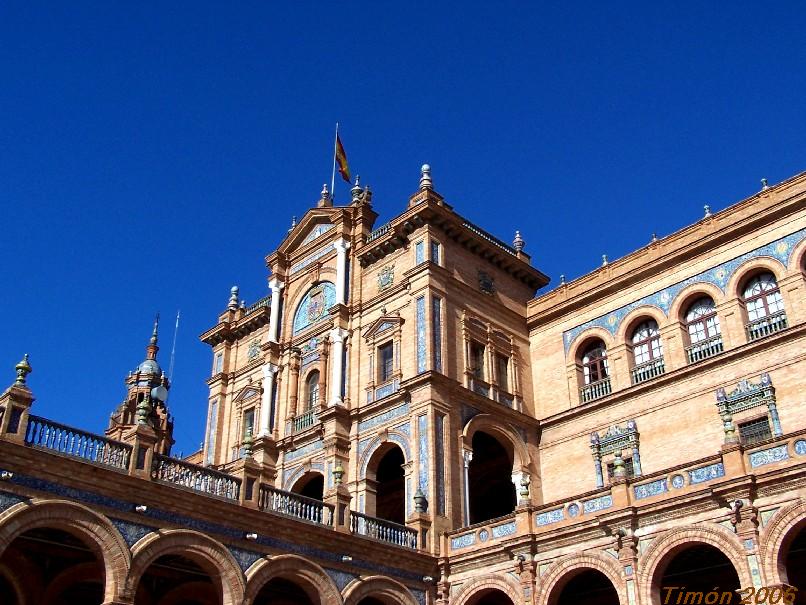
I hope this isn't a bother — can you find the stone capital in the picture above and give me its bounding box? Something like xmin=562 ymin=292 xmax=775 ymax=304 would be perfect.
xmin=333 ymin=239 xmax=351 ymax=253
xmin=268 ymin=276 xmax=285 ymax=292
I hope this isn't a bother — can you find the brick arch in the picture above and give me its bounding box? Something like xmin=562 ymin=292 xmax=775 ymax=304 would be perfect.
xmin=284 ymin=462 xmax=325 ymax=491
xmin=567 ymin=327 xmax=615 ymax=363
xmin=616 ymin=305 xmax=667 ymax=344
xmin=42 ymin=561 xmax=104 ymax=604
xmin=638 ymin=523 xmax=752 ymax=605
xmin=668 ymin=282 xmax=725 ymax=324
xmin=0 ymin=559 xmax=32 ymax=604
xmin=127 ymin=529 xmax=245 ymax=605
xmin=342 ymin=575 xmax=418 ymax=605
xmin=758 ymin=498 xmax=806 ymax=585
xmin=787 ymin=237 xmax=806 ymax=272
xmin=726 ymin=256 xmax=787 ymax=300
xmin=359 ymin=430 xmax=411 ymax=479
xmin=0 ymin=498 xmax=130 ymax=604
xmin=534 ymin=551 xmax=626 ymax=605
xmin=462 ymin=413 xmax=530 ymax=472
xmin=452 ymin=573 xmax=522 ymax=605
xmin=244 ymin=554 xmax=342 ymax=605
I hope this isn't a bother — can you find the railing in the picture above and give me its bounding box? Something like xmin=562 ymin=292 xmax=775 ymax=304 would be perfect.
xmin=497 ymin=390 xmax=514 ymax=407
xmin=350 ymin=511 xmax=417 ymax=549
xmin=580 ymin=377 xmax=612 ymax=403
xmin=24 ymin=415 xmax=132 ymax=471
xmin=462 ymin=221 xmax=518 ymax=256
xmin=151 ymin=453 xmax=240 ymax=500
xmin=746 ymin=311 xmax=788 ymax=342
xmin=293 ymin=409 xmax=318 ymax=432
xmin=469 ymin=377 xmax=490 ymax=397
xmin=631 ymin=358 xmax=665 ymax=385
xmin=367 ymin=223 xmax=391 ymax=242
xmin=686 ymin=335 xmax=724 ymax=363
xmin=258 ymin=484 xmax=333 ymax=526
xmin=245 ymin=295 xmax=271 ymax=315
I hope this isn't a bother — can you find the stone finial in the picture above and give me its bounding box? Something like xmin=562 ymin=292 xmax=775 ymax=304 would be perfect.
xmin=288 ymin=215 xmax=298 ymax=232
xmin=136 ymin=394 xmax=152 ymax=425
xmin=228 ymin=286 xmax=239 ymax=310
xmin=333 ymin=462 xmax=345 ymax=486
xmin=612 ymin=450 xmax=626 ymax=479
xmin=242 ymin=427 xmax=254 ymax=458
xmin=351 ymin=176 xmax=362 ymax=202
xmin=602 ymin=254 xmax=608 ymax=267
xmin=321 ymin=183 xmax=330 ymax=200
xmin=519 ymin=475 xmax=530 ymax=499
xmin=722 ymin=413 xmax=737 ymax=443
xmin=513 ymin=230 xmax=525 ymax=252
xmin=414 ymin=487 xmax=428 ymax=513
xmin=419 ymin=164 xmax=433 ymax=191
xmin=651 ymin=232 xmax=658 ymax=242
xmin=704 ymin=205 xmax=712 ymax=217
xmin=761 ymin=178 xmax=769 ymax=190
xmin=14 ymin=354 xmax=32 ymax=386
xmin=560 ymin=274 xmax=566 ymax=285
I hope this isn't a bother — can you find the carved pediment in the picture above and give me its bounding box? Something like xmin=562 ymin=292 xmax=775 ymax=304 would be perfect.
xmin=276 ymin=209 xmax=342 ymax=256
xmin=234 ymin=386 xmax=261 ymax=402
xmin=362 ymin=315 xmax=404 ymax=341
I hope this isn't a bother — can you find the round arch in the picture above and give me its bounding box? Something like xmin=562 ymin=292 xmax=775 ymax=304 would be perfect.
xmin=342 ymin=575 xmax=418 ymax=605
xmin=461 ymin=413 xmax=530 ymax=472
xmin=616 ymin=305 xmax=667 ymax=344
xmin=292 ymin=281 xmax=337 ymax=335
xmin=127 ymin=529 xmax=245 ymax=605
xmin=244 ymin=554 xmax=342 ymax=605
xmin=567 ymin=327 xmax=615 ymax=364
xmin=535 ymin=551 xmax=626 ymax=605
xmin=0 ymin=498 xmax=130 ymax=603
xmin=638 ymin=524 xmax=752 ymax=605
xmin=359 ymin=431 xmax=411 ymax=479
xmin=759 ymin=499 xmax=806 ymax=585
xmin=726 ymin=257 xmax=787 ymax=299
xmin=0 ymin=560 xmax=30 ymax=605
xmin=787 ymin=237 xmax=806 ymax=273
xmin=668 ymin=282 xmax=726 ymax=323
xmin=283 ymin=462 xmax=325 ymax=492
xmin=453 ymin=573 xmax=522 ymax=605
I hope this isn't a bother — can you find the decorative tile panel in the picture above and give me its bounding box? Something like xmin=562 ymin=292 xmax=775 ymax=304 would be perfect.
xmin=326 ymin=569 xmax=359 ymax=592
xmin=289 ymin=246 xmax=335 ymax=276
xmin=417 ymin=415 xmax=428 ymax=492
xmin=292 ymin=282 xmax=336 ymax=335
xmin=794 ymin=440 xmax=806 ymax=456
xmin=435 ymin=414 xmax=445 ymax=516
xmin=229 ymin=546 xmax=263 ymax=572
xmin=582 ymin=494 xmax=613 ymax=513
xmin=284 ymin=439 xmax=324 ymax=462
xmin=301 ymin=223 xmax=335 ymax=245
xmin=0 ymin=490 xmax=25 ymax=512
xmin=111 ymin=519 xmax=155 ymax=547
xmin=451 ymin=532 xmax=476 ymax=549
xmin=760 ymin=508 xmax=779 ymax=527
xmin=633 ymin=478 xmax=668 ymax=500
xmin=416 ymin=296 xmax=426 ymax=373
xmin=432 ymin=297 xmax=442 ymax=372
xmin=492 ymin=521 xmax=516 ymax=538
xmin=535 ymin=508 xmax=565 ymax=526
xmin=749 ymin=445 xmax=789 ymax=468
xmin=688 ymin=462 xmax=725 ymax=484
xmin=358 ymin=404 xmax=409 ymax=432
xmin=563 ymin=228 xmax=806 ymax=352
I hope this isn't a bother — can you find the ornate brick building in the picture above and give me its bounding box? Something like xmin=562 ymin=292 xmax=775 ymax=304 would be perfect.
xmin=1 ymin=167 xmax=805 ymax=605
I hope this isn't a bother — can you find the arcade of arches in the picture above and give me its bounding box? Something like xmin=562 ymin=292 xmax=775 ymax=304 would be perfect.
xmin=468 ymin=431 xmax=516 ymax=525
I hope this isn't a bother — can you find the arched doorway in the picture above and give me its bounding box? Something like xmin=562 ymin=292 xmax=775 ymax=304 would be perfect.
xmin=784 ymin=524 xmax=806 ymax=604
xmin=469 ymin=431 xmax=516 ymax=524
xmin=253 ymin=577 xmax=316 ymax=605
xmin=368 ymin=445 xmax=406 ymax=524
xmin=553 ymin=569 xmax=619 ymax=605
xmin=357 ymin=598 xmax=387 ymax=605
xmin=655 ymin=544 xmax=740 ymax=605
xmin=292 ymin=472 xmax=325 ymax=501
xmin=467 ymin=588 xmax=515 ymax=605
xmin=0 ymin=527 xmax=105 ymax=605
xmin=135 ymin=554 xmax=219 ymax=605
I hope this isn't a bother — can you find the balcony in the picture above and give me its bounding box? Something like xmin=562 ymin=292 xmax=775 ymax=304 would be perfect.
xmin=26 ymin=415 xmax=132 ymax=471
xmin=631 ymin=358 xmax=665 ymax=385
xmin=686 ymin=335 xmax=724 ymax=363
xmin=747 ymin=311 xmax=788 ymax=342
xmin=468 ymin=376 xmax=490 ymax=398
xmin=580 ymin=377 xmax=611 ymax=403
xmin=350 ymin=510 xmax=417 ymax=549
xmin=292 ymin=409 xmax=318 ymax=432
xmin=258 ymin=484 xmax=333 ymax=526
xmin=151 ymin=453 xmax=241 ymax=500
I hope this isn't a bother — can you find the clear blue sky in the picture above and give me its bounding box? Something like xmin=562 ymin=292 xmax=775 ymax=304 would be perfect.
xmin=2 ymin=3 xmax=804 ymax=456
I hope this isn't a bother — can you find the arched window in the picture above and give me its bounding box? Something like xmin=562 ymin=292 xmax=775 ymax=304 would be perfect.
xmin=579 ymin=340 xmax=611 ymax=403
xmin=305 ymin=371 xmax=320 ymax=410
xmin=685 ymin=297 xmax=723 ymax=362
xmin=743 ymin=273 xmax=787 ymax=340
xmin=631 ymin=320 xmax=665 ymax=383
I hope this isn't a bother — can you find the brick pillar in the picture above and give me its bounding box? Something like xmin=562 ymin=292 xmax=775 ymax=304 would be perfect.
xmin=231 ymin=450 xmax=261 ymax=509
xmin=660 ymin=321 xmax=687 ymax=372
xmin=608 ymin=343 xmax=631 ymax=392
xmin=0 ymin=355 xmax=35 ymax=444
xmin=251 ymin=435 xmax=278 ymax=484
xmin=406 ymin=510 xmax=433 ymax=552
xmin=779 ymin=273 xmax=806 ymax=326
xmin=126 ymin=423 xmax=158 ymax=480
xmin=717 ymin=298 xmax=746 ymax=350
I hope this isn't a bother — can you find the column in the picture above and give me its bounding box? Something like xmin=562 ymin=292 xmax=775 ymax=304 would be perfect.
xmin=333 ymin=239 xmax=350 ymax=304
xmin=328 ymin=328 xmax=348 ymax=406
xmin=268 ymin=277 xmax=284 ymax=343
xmin=462 ymin=449 xmax=473 ymax=526
xmin=259 ymin=363 xmax=278 ymax=436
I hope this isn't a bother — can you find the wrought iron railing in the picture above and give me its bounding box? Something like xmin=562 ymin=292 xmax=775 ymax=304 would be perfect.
xmin=631 ymin=358 xmax=665 ymax=385
xmin=580 ymin=377 xmax=612 ymax=403
xmin=746 ymin=311 xmax=788 ymax=342
xmin=461 ymin=221 xmax=518 ymax=256
xmin=367 ymin=223 xmax=391 ymax=242
xmin=350 ymin=511 xmax=417 ymax=549
xmin=151 ymin=453 xmax=240 ymax=500
xmin=245 ymin=295 xmax=271 ymax=315
xmin=293 ymin=409 xmax=318 ymax=432
xmin=258 ymin=484 xmax=333 ymax=526
xmin=686 ymin=335 xmax=724 ymax=363
xmin=24 ymin=415 xmax=132 ymax=471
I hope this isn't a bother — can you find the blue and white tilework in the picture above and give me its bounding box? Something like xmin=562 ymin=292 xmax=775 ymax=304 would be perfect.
xmin=358 ymin=404 xmax=409 ymax=432
xmin=301 ymin=223 xmax=335 ymax=246
xmin=229 ymin=547 xmax=263 ymax=572
xmin=478 ymin=529 xmax=489 ymax=542
xmin=535 ymin=507 xmax=565 ymax=526
xmin=582 ymin=494 xmax=613 ymax=513
xmin=492 ymin=521 xmax=516 ymax=538
xmin=0 ymin=490 xmax=25 ymax=512
xmin=292 ymin=282 xmax=337 ymax=334
xmin=563 ymin=228 xmax=806 ymax=353
xmin=688 ymin=462 xmax=725 ymax=484
xmin=451 ymin=532 xmax=476 ymax=549
xmin=749 ymin=445 xmax=789 ymax=468
xmin=671 ymin=474 xmax=686 ymax=489
xmin=567 ymin=503 xmax=580 ymax=517
xmin=794 ymin=440 xmax=806 ymax=456
xmin=417 ymin=415 xmax=428 ymax=492
xmin=416 ymin=296 xmax=426 ymax=373
xmin=633 ymin=478 xmax=668 ymax=500
xmin=111 ymin=519 xmax=155 ymax=547
xmin=285 ymin=439 xmax=324 ymax=462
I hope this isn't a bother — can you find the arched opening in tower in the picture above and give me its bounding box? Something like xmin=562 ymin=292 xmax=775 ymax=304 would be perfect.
xmin=553 ymin=569 xmax=619 ymax=605
xmin=468 ymin=430 xmax=516 ymax=524
xmin=254 ymin=577 xmax=316 ymax=605
xmin=135 ymin=554 xmax=219 ymax=605
xmin=656 ymin=543 xmax=741 ymax=605
xmin=785 ymin=523 xmax=806 ymax=604
xmin=293 ymin=472 xmax=324 ymax=501
xmin=467 ymin=587 xmax=516 ymax=605
xmin=373 ymin=445 xmax=406 ymax=524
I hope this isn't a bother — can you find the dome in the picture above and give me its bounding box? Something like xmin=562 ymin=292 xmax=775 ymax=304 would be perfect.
xmin=137 ymin=359 xmax=162 ymax=375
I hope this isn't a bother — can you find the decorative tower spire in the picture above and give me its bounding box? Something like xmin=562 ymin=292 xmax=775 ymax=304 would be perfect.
xmin=351 ymin=176 xmax=362 ymax=202
xmin=15 ymin=354 xmax=32 ymax=386
xmin=761 ymin=178 xmax=769 ymax=190
xmin=318 ymin=183 xmax=332 ymax=208
xmin=513 ymin=230 xmax=525 ymax=252
xmin=228 ymin=286 xmax=239 ymax=311
xmin=146 ymin=314 xmax=159 ymax=361
xmin=704 ymin=205 xmax=712 ymax=218
xmin=419 ymin=164 xmax=433 ymax=191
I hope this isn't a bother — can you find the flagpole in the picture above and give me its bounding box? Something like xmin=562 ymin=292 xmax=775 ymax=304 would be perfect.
xmin=331 ymin=122 xmax=338 ymax=201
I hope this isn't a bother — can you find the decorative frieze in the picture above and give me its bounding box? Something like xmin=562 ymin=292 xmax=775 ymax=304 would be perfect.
xmin=492 ymin=521 xmax=516 ymax=538
xmin=535 ymin=507 xmax=565 ymax=526
xmin=748 ymin=444 xmax=789 ymax=468
xmin=358 ymin=403 xmax=409 ymax=432
xmin=688 ymin=462 xmax=725 ymax=484
xmin=633 ymin=478 xmax=668 ymax=500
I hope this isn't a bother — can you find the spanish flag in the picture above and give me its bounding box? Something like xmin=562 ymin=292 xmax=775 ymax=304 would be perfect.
xmin=335 ymin=134 xmax=351 ymax=183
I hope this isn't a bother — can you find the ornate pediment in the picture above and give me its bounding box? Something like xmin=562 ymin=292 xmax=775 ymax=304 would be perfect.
xmin=275 ymin=209 xmax=342 ymax=256
xmin=234 ymin=386 xmax=261 ymax=403
xmin=362 ymin=315 xmax=404 ymax=341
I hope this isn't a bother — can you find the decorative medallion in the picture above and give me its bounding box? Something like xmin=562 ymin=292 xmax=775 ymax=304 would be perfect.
xmin=671 ymin=474 xmax=685 ymax=489
xmin=307 ymin=285 xmax=327 ymax=322
xmin=378 ymin=264 xmax=395 ymax=291
xmin=247 ymin=339 xmax=261 ymax=360
xmin=794 ymin=440 xmax=806 ymax=456
xmin=567 ymin=503 xmax=580 ymax=517
xmin=478 ymin=529 xmax=489 ymax=542
xmin=293 ymin=282 xmax=337 ymax=335
xmin=478 ymin=271 xmax=495 ymax=295
xmin=776 ymin=241 xmax=789 ymax=254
